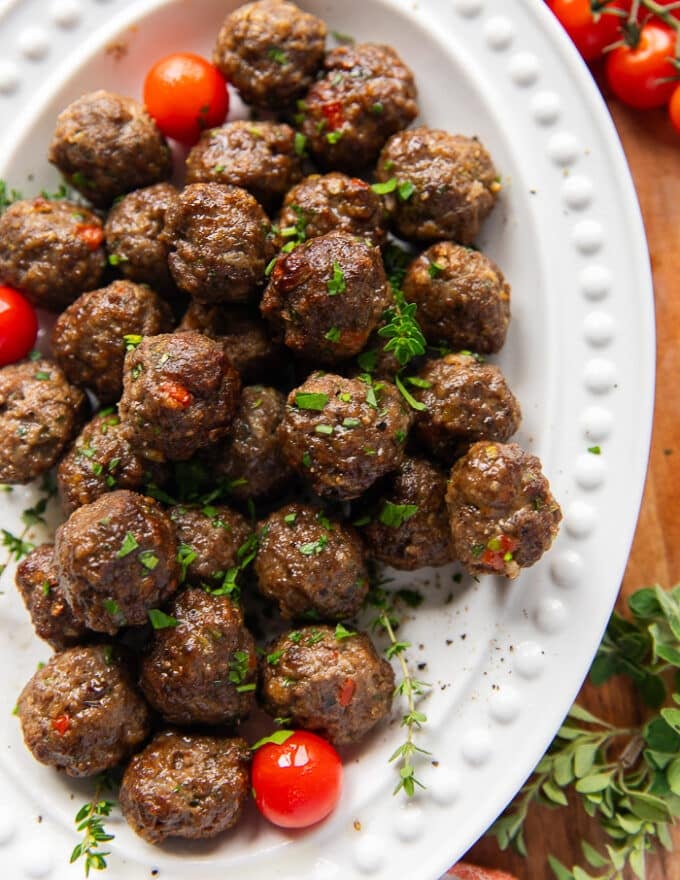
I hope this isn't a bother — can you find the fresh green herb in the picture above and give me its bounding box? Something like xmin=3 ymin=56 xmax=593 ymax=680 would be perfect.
xmin=228 ymin=650 xmax=251 ymax=687
xmin=91 ymin=462 xmax=103 ymax=477
xmin=21 ymin=496 xmax=49 ymax=528
xmin=130 ymin=364 xmax=143 ymax=380
xmin=206 ymin=531 xmax=259 ymax=603
xmin=139 ymin=551 xmax=159 ymax=571
xmin=397 ymin=180 xmax=415 ymax=201
xmin=394 ymin=374 xmax=428 ymax=412
xmin=28 ymin=350 xmax=41 ymax=361
xmin=353 ymin=515 xmax=371 ymax=527
xmin=115 ymin=532 xmax=138 ymax=558
xmin=107 ymin=254 xmax=128 ymax=266
xmin=342 ymin=417 xmax=361 ymax=428
xmin=147 ymin=609 xmax=178 ymax=629
xmin=428 ymin=260 xmax=445 ymax=279
xmin=339 ymin=391 xmax=352 ymax=403
xmin=371 ymin=178 xmax=398 ymax=195
xmin=314 ymin=424 xmax=334 ymax=435
xmin=0 ymin=180 xmax=22 ymax=213
xmin=301 ymin=452 xmax=312 ymax=469
xmin=405 ymin=376 xmax=431 ymax=389
xmin=325 ymin=326 xmax=342 ymax=343
xmin=70 ymin=789 xmax=115 ymax=876
xmin=123 ymin=334 xmax=142 ymax=351
xmin=236 ymin=682 xmax=256 ymax=693
xmin=330 ymin=30 xmax=355 ymax=44
xmin=588 ymin=446 xmax=602 ymax=455
xmin=0 ymin=530 xmax=35 ymax=573
xmin=298 ymin=535 xmax=328 ymax=556
xmin=265 ymin=256 xmax=277 ymax=277
xmin=102 ymin=599 xmax=121 ymax=619
xmin=41 ymin=580 xmax=51 ymax=597
xmin=357 ymin=349 xmax=378 ymax=373
xmin=213 ymin=164 xmax=226 ymax=174
xmin=294 ymin=392 xmax=328 ymax=411
xmin=266 ymin=649 xmax=284 ymax=666
xmin=176 ymin=543 xmax=197 ymax=582
xmin=71 ymin=171 xmax=94 ymax=190
xmin=289 ymin=631 xmax=303 ymax=644
xmin=294 ymin=131 xmax=307 ymax=157
xmin=267 ymin=46 xmax=288 ymax=64
xmin=251 ymin=730 xmax=295 ymax=750
xmin=395 ymin=588 xmax=424 ymax=608
xmin=41 ymin=183 xmax=69 ymax=200
xmin=306 ymin=628 xmax=324 ymax=645
xmin=335 ymin=623 xmax=356 ymax=641
xmin=371 ymin=102 xmax=384 ymax=114
xmin=379 ymin=502 xmax=419 ymax=528
xmin=326 ymin=130 xmax=344 ymax=144
xmin=327 ymin=261 xmax=346 ymax=295
xmin=284 ymin=512 xmax=297 ymax=525
xmin=34 ymin=371 xmax=51 ymax=381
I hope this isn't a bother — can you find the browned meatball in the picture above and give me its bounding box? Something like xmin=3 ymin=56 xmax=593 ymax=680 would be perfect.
xmin=301 ymin=43 xmax=417 ymax=173
xmin=119 ymin=332 xmax=241 ymax=462
xmin=186 ymin=121 xmax=302 ymax=212
xmin=446 ymin=441 xmax=562 ymax=579
xmin=358 ymin=456 xmax=456 ymax=570
xmin=403 ymin=242 xmax=511 ymax=354
xmin=213 ymin=0 xmax=327 ymax=110
xmin=57 ymin=409 xmax=168 ymax=515
xmin=104 ymin=183 xmax=178 ymax=290
xmin=255 ymin=503 xmax=368 ymax=620
xmin=120 ymin=732 xmax=251 ymax=843
xmin=17 ymin=645 xmax=151 ymax=777
xmin=54 ymin=490 xmax=179 ymax=635
xmin=276 ymin=172 xmax=386 ymax=247
xmin=169 ymin=504 xmax=251 ymax=588
xmin=412 ymin=354 xmax=521 ymax=462
xmin=260 ymin=231 xmax=390 ymax=363
xmin=260 ymin=626 xmax=394 ymax=745
xmin=213 ymin=386 xmax=293 ymax=500
xmin=51 ymin=281 xmax=174 ymax=404
xmin=162 ymin=183 xmax=274 ymax=304
xmin=0 ymin=198 xmax=105 ymax=311
xmin=15 ymin=544 xmax=89 ymax=650
xmin=48 ymin=90 xmax=172 ymax=207
xmin=281 ymin=373 xmax=411 ymax=500
xmin=0 ymin=359 xmax=86 ymax=484
xmin=376 ymin=128 xmax=500 ymax=244
xmin=139 ymin=588 xmax=257 ymax=726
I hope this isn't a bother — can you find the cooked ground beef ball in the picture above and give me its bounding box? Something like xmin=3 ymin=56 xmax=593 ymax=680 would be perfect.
xmin=51 ymin=281 xmax=174 ymax=405
xmin=280 ymin=373 xmax=411 ymax=500
xmin=48 ymin=90 xmax=172 ymax=207
xmin=169 ymin=505 xmax=251 ymax=588
xmin=376 ymin=128 xmax=500 ymax=244
xmin=412 ymin=354 xmax=521 ymax=462
xmin=17 ymin=644 xmax=150 ymax=777
xmin=119 ymin=331 xmax=241 ymax=462
xmin=446 ymin=441 xmax=562 ymax=579
xmin=276 ymin=172 xmax=386 ymax=247
xmin=15 ymin=544 xmax=89 ymax=650
xmin=162 ymin=183 xmax=274 ymax=304
xmin=186 ymin=121 xmax=302 ymax=212
xmin=213 ymin=0 xmax=327 ymax=110
xmin=260 ymin=625 xmax=394 ymax=745
xmin=178 ymin=303 xmax=285 ymax=383
xmin=213 ymin=386 xmax=293 ymax=500
xmin=260 ymin=231 xmax=389 ymax=363
xmin=139 ymin=588 xmax=257 ymax=726
xmin=57 ymin=409 xmax=168 ymax=515
xmin=120 ymin=731 xmax=251 ymax=843
xmin=54 ymin=489 xmax=179 ymax=635
xmin=403 ymin=242 xmax=510 ymax=353
xmin=358 ymin=456 xmax=455 ymax=570
xmin=0 ymin=359 xmax=86 ymax=484
xmin=301 ymin=43 xmax=417 ymax=173
xmin=104 ymin=183 xmax=178 ymax=290
xmin=0 ymin=198 xmax=105 ymax=311
xmin=255 ymin=503 xmax=368 ymax=620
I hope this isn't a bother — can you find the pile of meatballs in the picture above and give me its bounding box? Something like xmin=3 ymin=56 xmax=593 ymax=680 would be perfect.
xmin=0 ymin=0 xmax=562 ymax=848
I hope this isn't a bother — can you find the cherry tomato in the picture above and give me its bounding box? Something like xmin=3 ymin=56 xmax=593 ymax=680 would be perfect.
xmin=669 ymin=83 xmax=680 ymax=133
xmin=606 ymin=21 xmax=677 ymax=108
xmin=251 ymin=730 xmax=342 ymax=829
xmin=449 ymin=864 xmax=518 ymax=880
xmin=0 ymin=285 xmax=39 ymax=367
xmin=547 ymin=0 xmax=630 ymax=61
xmin=143 ymin=52 xmax=229 ymax=145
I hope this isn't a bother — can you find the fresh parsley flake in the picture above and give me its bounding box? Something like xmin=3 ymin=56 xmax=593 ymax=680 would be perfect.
xmin=327 ymin=261 xmax=346 ymax=295
xmin=298 ymin=535 xmax=328 ymax=556
xmin=379 ymin=502 xmax=419 ymax=528
xmin=115 ymin=532 xmax=138 ymax=558
xmin=147 ymin=609 xmax=178 ymax=629
xmin=294 ymin=392 xmax=328 ymax=411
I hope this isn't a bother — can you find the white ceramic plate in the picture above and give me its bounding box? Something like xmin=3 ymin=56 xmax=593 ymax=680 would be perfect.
xmin=0 ymin=1 xmax=654 ymax=878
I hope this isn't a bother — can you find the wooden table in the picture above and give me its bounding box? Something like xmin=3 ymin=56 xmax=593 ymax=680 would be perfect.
xmin=455 ymin=102 xmax=680 ymax=879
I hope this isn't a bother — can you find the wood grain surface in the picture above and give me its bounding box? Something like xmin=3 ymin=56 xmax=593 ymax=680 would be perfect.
xmin=452 ymin=101 xmax=680 ymax=879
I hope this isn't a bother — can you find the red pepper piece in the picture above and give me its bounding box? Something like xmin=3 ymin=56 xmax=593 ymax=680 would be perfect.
xmin=51 ymin=713 xmax=71 ymax=735
xmin=338 ymin=678 xmax=356 ymax=707
xmin=158 ymin=381 xmax=193 ymax=409
xmin=321 ymin=100 xmax=345 ymax=131
xmin=75 ymin=223 xmax=104 ymax=250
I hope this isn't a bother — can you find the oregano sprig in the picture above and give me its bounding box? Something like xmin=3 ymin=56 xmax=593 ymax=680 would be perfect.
xmin=70 ymin=777 xmax=116 ymax=877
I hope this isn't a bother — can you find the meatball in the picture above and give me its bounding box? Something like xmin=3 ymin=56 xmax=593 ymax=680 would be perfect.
xmin=276 ymin=172 xmax=386 ymax=247
xmin=120 ymin=731 xmax=251 ymax=843
xmin=119 ymin=332 xmax=241 ymax=462
xmin=403 ymin=242 xmax=510 ymax=354
xmin=412 ymin=354 xmax=521 ymax=462
xmin=260 ymin=231 xmax=390 ymax=363
xmin=0 ymin=198 xmax=105 ymax=311
xmin=376 ymin=128 xmax=500 ymax=244
xmin=54 ymin=490 xmax=179 ymax=635
xmin=15 ymin=544 xmax=89 ymax=650
xmin=104 ymin=183 xmax=178 ymax=290
xmin=178 ymin=304 xmax=285 ymax=383
xmin=358 ymin=456 xmax=456 ymax=570
xmin=139 ymin=588 xmax=257 ymax=726
xmin=186 ymin=121 xmax=302 ymax=212
xmin=213 ymin=386 xmax=294 ymax=500
xmin=213 ymin=0 xmax=327 ymax=110
xmin=52 ymin=281 xmax=174 ymax=404
xmin=446 ymin=441 xmax=562 ymax=579
xmin=57 ymin=408 xmax=168 ymax=515
xmin=281 ymin=373 xmax=410 ymax=500
xmin=260 ymin=626 xmax=394 ymax=746
xmin=301 ymin=43 xmax=417 ymax=173
xmin=48 ymin=90 xmax=172 ymax=207
xmin=255 ymin=503 xmax=368 ymax=620
xmin=0 ymin=359 xmax=85 ymax=484
xmin=162 ymin=183 xmax=274 ymax=304
xmin=169 ymin=505 xmax=251 ymax=588
xmin=17 ymin=645 xmax=150 ymax=777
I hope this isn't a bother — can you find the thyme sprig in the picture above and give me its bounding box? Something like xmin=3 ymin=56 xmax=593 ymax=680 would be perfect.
xmin=0 ymin=475 xmax=57 ymax=576
xmin=70 ymin=778 xmax=116 ymax=877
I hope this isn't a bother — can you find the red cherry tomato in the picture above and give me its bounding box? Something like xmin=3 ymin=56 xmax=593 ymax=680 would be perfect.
xmin=670 ymin=84 xmax=680 ymax=134
xmin=0 ymin=285 xmax=39 ymax=367
xmin=143 ymin=52 xmax=229 ymax=145
xmin=251 ymin=731 xmax=343 ymax=829
xmin=606 ymin=21 xmax=677 ymax=109
xmin=547 ymin=0 xmax=630 ymax=61
xmin=449 ymin=864 xmax=518 ymax=880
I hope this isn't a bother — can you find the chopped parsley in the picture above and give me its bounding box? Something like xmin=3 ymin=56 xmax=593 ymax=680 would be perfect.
xmin=298 ymin=535 xmax=328 ymax=556
xmin=326 ymin=261 xmax=346 ymax=295
xmin=335 ymin=623 xmax=356 ymax=641
xmin=325 ymin=327 xmax=342 ymax=343
xmin=147 ymin=609 xmax=178 ymax=629
xmin=294 ymin=392 xmax=328 ymax=411
xmin=379 ymin=502 xmax=419 ymax=528
xmin=326 ymin=130 xmax=344 ymax=144
xmin=115 ymin=532 xmax=138 ymax=558
xmin=267 ymin=46 xmax=288 ymax=65
xmin=294 ymin=132 xmax=307 ymax=156
xmin=314 ymin=424 xmax=334 ymax=435
xmin=428 ymin=260 xmax=445 ymax=279
xmin=139 ymin=551 xmax=159 ymax=571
